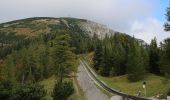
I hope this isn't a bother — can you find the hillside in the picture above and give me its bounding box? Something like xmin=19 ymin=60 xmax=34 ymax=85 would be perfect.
xmin=0 ymin=17 xmax=119 ymax=58
xmin=0 ymin=17 xmax=115 ymax=37
xmin=0 ymin=17 xmax=148 ymax=58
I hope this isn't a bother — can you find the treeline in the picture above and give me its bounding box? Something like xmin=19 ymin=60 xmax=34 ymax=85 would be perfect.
xmin=0 ymin=17 xmax=92 ymax=99
xmin=0 ymin=31 xmax=77 ymax=100
xmin=92 ymin=33 xmax=170 ymax=82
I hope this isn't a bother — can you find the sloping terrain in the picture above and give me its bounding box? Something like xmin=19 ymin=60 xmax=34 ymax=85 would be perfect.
xmin=0 ymin=17 xmax=115 ymax=38
xmin=0 ymin=17 xmax=118 ymax=59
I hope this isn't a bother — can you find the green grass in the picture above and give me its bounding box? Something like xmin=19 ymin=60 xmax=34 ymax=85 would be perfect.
xmin=98 ymin=74 xmax=170 ymax=97
xmin=82 ymin=53 xmax=170 ymax=97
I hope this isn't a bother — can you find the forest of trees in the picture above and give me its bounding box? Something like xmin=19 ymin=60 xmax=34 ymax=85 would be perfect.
xmin=92 ymin=33 xmax=170 ymax=82
xmin=0 ymin=30 xmax=78 ymax=100
xmin=0 ymin=18 xmax=94 ymax=100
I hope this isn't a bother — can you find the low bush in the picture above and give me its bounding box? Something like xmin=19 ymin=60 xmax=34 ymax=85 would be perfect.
xmin=52 ymin=81 xmax=74 ymax=100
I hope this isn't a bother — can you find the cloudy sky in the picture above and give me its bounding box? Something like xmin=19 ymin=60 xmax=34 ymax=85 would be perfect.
xmin=0 ymin=0 xmax=170 ymax=43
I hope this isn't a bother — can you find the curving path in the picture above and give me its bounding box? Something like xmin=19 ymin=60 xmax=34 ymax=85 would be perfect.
xmin=77 ymin=61 xmax=109 ymax=100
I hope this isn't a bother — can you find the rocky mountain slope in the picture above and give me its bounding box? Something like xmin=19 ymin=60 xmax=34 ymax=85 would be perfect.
xmin=0 ymin=17 xmax=115 ymax=38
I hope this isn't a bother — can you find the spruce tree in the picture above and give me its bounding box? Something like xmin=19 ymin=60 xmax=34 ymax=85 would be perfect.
xmin=93 ymin=40 xmax=103 ymax=70
xmin=159 ymin=38 xmax=170 ymax=77
xmin=4 ymin=55 xmax=16 ymax=84
xmin=52 ymin=34 xmax=77 ymax=84
xmin=113 ymin=42 xmax=126 ymax=75
xmin=164 ymin=3 xmax=170 ymax=31
xmin=149 ymin=38 xmax=160 ymax=74
xmin=99 ymin=44 xmax=111 ymax=76
xmin=126 ymin=40 xmax=146 ymax=82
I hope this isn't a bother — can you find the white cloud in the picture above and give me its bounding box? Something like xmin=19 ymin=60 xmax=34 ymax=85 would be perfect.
xmin=129 ymin=18 xmax=170 ymax=43
xmin=0 ymin=0 xmax=154 ymax=22
xmin=0 ymin=0 xmax=169 ymax=43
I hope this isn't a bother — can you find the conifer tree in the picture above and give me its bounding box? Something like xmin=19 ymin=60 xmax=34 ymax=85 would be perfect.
xmin=52 ymin=34 xmax=77 ymax=84
xmin=159 ymin=38 xmax=170 ymax=77
xmin=4 ymin=55 xmax=16 ymax=83
xmin=164 ymin=3 xmax=170 ymax=31
xmin=93 ymin=40 xmax=103 ymax=70
xmin=99 ymin=45 xmax=111 ymax=76
xmin=149 ymin=38 xmax=160 ymax=74
xmin=126 ymin=40 xmax=146 ymax=82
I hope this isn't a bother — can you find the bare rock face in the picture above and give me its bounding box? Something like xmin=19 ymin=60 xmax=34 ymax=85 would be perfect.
xmin=78 ymin=20 xmax=115 ymax=38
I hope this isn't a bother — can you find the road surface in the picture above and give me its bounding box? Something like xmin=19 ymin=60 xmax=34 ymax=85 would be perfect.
xmin=77 ymin=60 xmax=109 ymax=100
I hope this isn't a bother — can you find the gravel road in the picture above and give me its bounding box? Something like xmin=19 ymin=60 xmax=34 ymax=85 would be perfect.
xmin=77 ymin=61 xmax=109 ymax=100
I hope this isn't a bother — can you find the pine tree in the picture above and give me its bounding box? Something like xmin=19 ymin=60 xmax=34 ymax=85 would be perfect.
xmin=159 ymin=38 xmax=170 ymax=77
xmin=149 ymin=38 xmax=160 ymax=74
xmin=36 ymin=44 xmax=49 ymax=79
xmin=141 ymin=46 xmax=149 ymax=71
xmin=20 ymin=48 xmax=29 ymax=84
xmin=126 ymin=40 xmax=146 ymax=82
xmin=164 ymin=3 xmax=170 ymax=31
xmin=99 ymin=44 xmax=111 ymax=76
xmin=93 ymin=40 xmax=103 ymax=70
xmin=3 ymin=55 xmax=16 ymax=83
xmin=52 ymin=34 xmax=77 ymax=84
xmin=113 ymin=42 xmax=126 ymax=75
xmin=27 ymin=50 xmax=36 ymax=83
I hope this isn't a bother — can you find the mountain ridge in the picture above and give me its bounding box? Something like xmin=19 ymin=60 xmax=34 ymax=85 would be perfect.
xmin=0 ymin=17 xmax=147 ymax=48
xmin=0 ymin=17 xmax=115 ymax=37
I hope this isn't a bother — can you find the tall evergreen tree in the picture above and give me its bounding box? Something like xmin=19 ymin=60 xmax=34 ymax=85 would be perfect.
xmin=52 ymin=34 xmax=77 ymax=84
xmin=159 ymin=38 xmax=170 ymax=77
xmin=99 ymin=45 xmax=111 ymax=76
xmin=126 ymin=40 xmax=146 ymax=82
xmin=149 ymin=38 xmax=160 ymax=74
xmin=113 ymin=42 xmax=126 ymax=75
xmin=3 ymin=55 xmax=16 ymax=83
xmin=93 ymin=40 xmax=103 ymax=70
xmin=164 ymin=3 xmax=170 ymax=31
xmin=36 ymin=44 xmax=49 ymax=79
xmin=141 ymin=46 xmax=149 ymax=71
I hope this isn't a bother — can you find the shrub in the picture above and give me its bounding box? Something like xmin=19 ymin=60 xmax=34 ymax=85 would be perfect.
xmin=0 ymin=80 xmax=46 ymax=100
xmin=13 ymin=83 xmax=46 ymax=100
xmin=52 ymin=81 xmax=74 ymax=100
xmin=0 ymin=80 xmax=13 ymax=100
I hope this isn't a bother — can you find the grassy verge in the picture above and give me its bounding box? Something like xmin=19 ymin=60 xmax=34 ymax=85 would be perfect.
xmin=83 ymin=53 xmax=170 ymax=97
xmin=99 ymin=74 xmax=170 ymax=97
